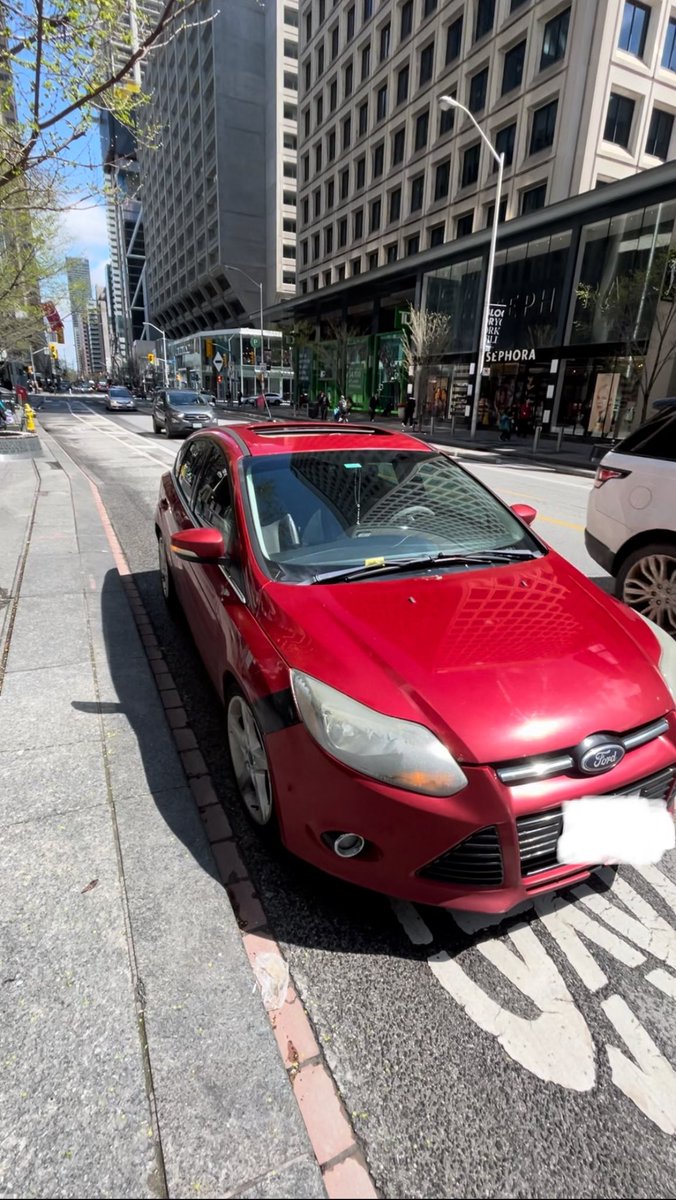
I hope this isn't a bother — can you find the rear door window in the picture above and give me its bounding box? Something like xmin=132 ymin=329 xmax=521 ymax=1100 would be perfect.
xmin=616 ymin=412 xmax=676 ymax=461
xmin=193 ymin=444 xmax=236 ymax=548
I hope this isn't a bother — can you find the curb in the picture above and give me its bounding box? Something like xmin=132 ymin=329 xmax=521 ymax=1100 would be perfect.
xmin=84 ymin=474 xmax=379 ymax=1200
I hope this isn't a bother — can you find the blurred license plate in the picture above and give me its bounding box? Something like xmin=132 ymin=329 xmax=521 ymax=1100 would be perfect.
xmin=558 ymin=794 xmax=675 ymax=866
xmin=192 ymin=421 xmax=202 ymax=428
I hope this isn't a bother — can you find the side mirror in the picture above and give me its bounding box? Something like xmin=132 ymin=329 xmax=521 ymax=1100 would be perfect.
xmin=170 ymin=528 xmax=225 ymax=561
xmin=510 ymin=503 xmax=537 ymax=527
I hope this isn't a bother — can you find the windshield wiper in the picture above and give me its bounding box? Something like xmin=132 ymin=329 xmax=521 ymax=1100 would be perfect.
xmin=310 ymin=549 xmax=540 ymax=584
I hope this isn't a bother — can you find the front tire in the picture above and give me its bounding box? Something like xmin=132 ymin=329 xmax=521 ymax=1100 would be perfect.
xmin=226 ymin=687 xmax=277 ymax=834
xmin=157 ymin=532 xmax=178 ymax=612
xmin=616 ymin=541 xmax=676 ymax=635
xmin=152 ymin=418 xmax=161 ymax=434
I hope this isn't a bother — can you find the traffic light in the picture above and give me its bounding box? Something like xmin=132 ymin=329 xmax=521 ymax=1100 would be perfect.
xmin=147 ymin=353 xmax=155 ymax=364
xmin=48 ymin=342 xmax=58 ymax=360
xmin=217 ymin=375 xmax=223 ymax=384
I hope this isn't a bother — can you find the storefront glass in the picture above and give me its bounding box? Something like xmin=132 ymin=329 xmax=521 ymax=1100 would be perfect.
xmin=423 ymin=256 xmax=483 ymax=352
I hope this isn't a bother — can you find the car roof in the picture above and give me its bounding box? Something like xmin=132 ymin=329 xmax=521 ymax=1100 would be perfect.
xmin=208 ymin=421 xmax=434 ymax=458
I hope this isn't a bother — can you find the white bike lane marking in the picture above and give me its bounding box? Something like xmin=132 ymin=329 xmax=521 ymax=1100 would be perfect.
xmin=392 ymin=863 xmax=676 ymax=1135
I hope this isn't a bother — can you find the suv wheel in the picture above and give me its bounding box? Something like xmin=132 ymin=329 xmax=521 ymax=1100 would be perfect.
xmin=617 ymin=541 xmax=676 ymax=635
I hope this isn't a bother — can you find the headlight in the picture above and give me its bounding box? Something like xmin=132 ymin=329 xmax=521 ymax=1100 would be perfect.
xmin=637 ymin=613 xmax=676 ymax=699
xmin=291 ymin=670 xmax=468 ymax=797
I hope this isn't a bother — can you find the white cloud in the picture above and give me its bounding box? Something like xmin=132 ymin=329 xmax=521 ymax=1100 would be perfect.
xmin=61 ymin=201 xmax=109 ymax=257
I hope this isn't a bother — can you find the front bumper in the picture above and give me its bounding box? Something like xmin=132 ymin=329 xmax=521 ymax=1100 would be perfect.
xmin=266 ymin=716 xmax=676 ymax=912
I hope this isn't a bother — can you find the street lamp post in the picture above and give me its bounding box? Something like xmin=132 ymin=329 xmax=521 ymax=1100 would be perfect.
xmin=143 ymin=321 xmax=169 ymax=387
xmin=438 ymin=96 xmax=504 ymax=439
xmin=223 ymin=264 xmax=269 ymax=415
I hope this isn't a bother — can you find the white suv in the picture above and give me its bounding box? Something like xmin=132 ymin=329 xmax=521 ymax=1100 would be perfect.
xmin=585 ymin=406 xmax=676 ymax=634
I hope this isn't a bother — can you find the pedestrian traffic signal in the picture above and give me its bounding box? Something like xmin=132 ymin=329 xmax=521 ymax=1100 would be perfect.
xmin=147 ymin=353 xmax=155 ymax=364
xmin=217 ymin=375 xmax=223 ymax=383
xmin=48 ymin=342 xmax=58 ymax=360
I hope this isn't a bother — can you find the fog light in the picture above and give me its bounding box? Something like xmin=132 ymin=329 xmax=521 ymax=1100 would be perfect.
xmin=332 ymin=832 xmax=366 ymax=858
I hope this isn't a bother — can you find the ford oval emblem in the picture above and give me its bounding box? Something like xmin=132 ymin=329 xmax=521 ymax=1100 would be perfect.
xmin=579 ymin=742 xmax=625 ymax=775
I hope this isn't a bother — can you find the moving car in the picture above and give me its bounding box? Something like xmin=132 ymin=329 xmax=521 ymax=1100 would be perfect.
xmin=156 ymin=423 xmax=676 ymax=911
xmin=105 ymin=385 xmax=136 ymax=412
xmin=152 ymin=389 xmax=217 ymax=437
xmin=586 ymin=406 xmax=676 ymax=635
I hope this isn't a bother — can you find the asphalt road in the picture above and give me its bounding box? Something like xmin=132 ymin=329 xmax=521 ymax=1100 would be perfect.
xmin=38 ymin=396 xmax=676 ymax=1200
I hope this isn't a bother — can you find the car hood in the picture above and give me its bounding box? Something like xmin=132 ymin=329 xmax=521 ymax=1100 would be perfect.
xmin=259 ymin=552 xmax=672 ymax=764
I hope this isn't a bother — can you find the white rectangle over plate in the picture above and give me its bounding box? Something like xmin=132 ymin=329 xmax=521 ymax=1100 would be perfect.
xmin=558 ymin=794 xmax=675 ymax=866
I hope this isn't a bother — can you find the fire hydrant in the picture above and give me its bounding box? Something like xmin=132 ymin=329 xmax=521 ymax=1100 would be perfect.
xmin=24 ymin=402 xmax=35 ymax=432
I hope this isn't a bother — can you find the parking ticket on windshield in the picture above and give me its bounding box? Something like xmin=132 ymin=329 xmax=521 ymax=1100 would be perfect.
xmin=558 ymin=794 xmax=675 ymax=866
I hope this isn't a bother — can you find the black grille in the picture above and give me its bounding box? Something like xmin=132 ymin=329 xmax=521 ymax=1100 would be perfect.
xmin=419 ymin=826 xmax=503 ymax=886
xmin=517 ymin=765 xmax=676 ymax=877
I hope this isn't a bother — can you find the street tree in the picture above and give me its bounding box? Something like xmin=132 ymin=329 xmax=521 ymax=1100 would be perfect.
xmin=0 ymin=0 xmax=204 ymax=204
xmin=314 ymin=317 xmax=362 ymax=398
xmin=0 ymin=182 xmax=67 ymax=356
xmin=575 ymin=251 xmax=676 ymax=425
xmin=401 ymin=304 xmax=452 ymax=422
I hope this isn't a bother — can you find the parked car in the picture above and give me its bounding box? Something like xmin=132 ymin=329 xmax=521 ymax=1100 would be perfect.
xmin=155 ymin=423 xmax=676 ymax=911
xmin=152 ymin=389 xmax=218 ymax=437
xmin=105 ymin=385 xmax=136 ymax=412
xmin=96 ymin=381 xmax=108 ymax=393
xmin=586 ymin=406 xmax=676 ymax=635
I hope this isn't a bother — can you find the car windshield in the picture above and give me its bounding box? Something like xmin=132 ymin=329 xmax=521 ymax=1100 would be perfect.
xmin=168 ymin=391 xmax=209 ymax=406
xmin=110 ymin=387 xmax=132 ymax=397
xmin=243 ymin=449 xmax=542 ymax=583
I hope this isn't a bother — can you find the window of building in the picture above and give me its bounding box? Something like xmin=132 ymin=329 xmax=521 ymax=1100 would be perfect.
xmin=456 ymin=211 xmax=473 ymax=238
xmin=302 ymin=152 xmax=310 ymax=181
xmin=343 ymin=114 xmax=352 ymax=148
xmin=373 ymin=141 xmax=385 ymax=177
xmin=319 ymin=1 xmax=326 ymax=24
xmin=284 ymin=72 xmax=298 ymax=92
xmin=284 ymin=6 xmax=298 ymax=27
xmin=315 ymin=142 xmax=322 ymax=171
xmin=604 ymin=92 xmax=635 ymax=147
xmin=361 ymin=42 xmax=371 ymax=79
xmin=356 ymin=155 xmax=366 ymax=187
xmin=420 ymin=42 xmax=435 ymax=85
xmin=359 ymin=100 xmax=369 ymax=134
xmin=354 ymin=208 xmax=364 ymax=238
xmin=339 ymin=217 xmax=348 ymax=246
xmin=461 ymin=142 xmax=480 ymax=187
xmin=618 ymin=1 xmax=650 ymax=59
xmin=302 ymin=196 xmax=309 ymax=223
xmin=284 ymin=102 xmax=297 ymax=119
xmin=646 ymin=107 xmax=674 ymax=159
xmin=300 ymin=280 xmax=308 ymax=294
xmin=415 ymin=108 xmax=429 ymax=150
xmin=410 ymin=173 xmax=425 ymax=211
xmin=338 ymin=264 xmax=346 ymax=280
xmin=284 ymin=131 xmax=297 ymax=150
xmin=389 ymin=186 xmax=402 ymax=220
xmin=328 ymin=129 xmax=336 ymax=160
xmin=439 ymin=102 xmax=454 ymax=135
xmin=366 ymin=251 xmax=377 ymax=272
xmin=304 ymin=60 xmax=311 ymax=90
xmin=530 ymin=98 xmax=558 ymax=153
xmin=400 ymin=0 xmax=413 ymax=41
xmin=380 ymin=21 xmax=391 ymax=60
xmin=312 ymin=233 xmax=320 ymax=260
xmin=429 ymin=223 xmax=445 ymax=246
xmin=540 ymin=7 xmax=570 ymax=70
xmin=434 ymin=158 xmax=450 ymax=200
xmin=283 ymin=161 xmax=297 ymax=178
xmin=322 ymin=267 xmax=331 ymax=287
xmin=510 ymin=0 xmax=529 ymax=10
xmin=469 ymin=67 xmax=488 ymax=113
xmin=485 ymin=197 xmax=508 ymax=226
xmin=331 ymin=25 xmax=339 ymax=58
xmin=503 ymin=40 xmax=526 ymax=94
xmin=305 ymin=11 xmax=312 ymax=42
xmin=283 ymin=217 xmax=296 ymax=233
xmin=392 ymin=126 xmax=405 ymax=163
xmin=340 ymin=167 xmax=349 ymax=198
xmin=663 ymin=16 xmax=676 ymax=70
xmin=313 ymin=187 xmax=321 ymax=217
xmin=301 ymin=239 xmax=308 ymax=265
xmin=303 ymin=108 xmax=311 ymax=137
xmin=330 ymin=77 xmax=338 ymax=109
xmin=407 ymin=233 xmax=420 ymax=255
xmin=347 ymin=4 xmax=355 ymax=40
xmin=326 ymin=178 xmax=335 ymax=207
xmin=386 ymin=242 xmax=398 ymax=262
xmin=344 ymin=60 xmax=353 ymax=96
xmin=352 ymin=258 xmax=361 ymax=275
xmin=312 ymin=275 xmax=319 ymax=290
xmin=521 ymin=182 xmax=546 ymax=213
xmin=495 ymin=121 xmax=516 ymax=167
xmin=446 ymin=16 xmax=463 ymax=63
xmin=376 ymin=83 xmax=388 ymax=121
xmin=284 ymin=39 xmax=298 ymax=60
xmin=475 ymin=0 xmax=495 ymax=42
xmin=370 ymin=197 xmax=382 ymax=231
xmin=363 ymin=0 xmax=373 ymax=20
xmin=397 ymin=63 xmax=409 ymax=103
xmin=316 ymin=43 xmax=324 ymax=75
xmin=316 ymin=95 xmax=324 ymax=124
xmin=325 ymin=226 xmax=333 ymax=254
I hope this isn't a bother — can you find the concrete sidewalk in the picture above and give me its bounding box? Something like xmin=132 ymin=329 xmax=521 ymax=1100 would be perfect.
xmin=0 ymin=444 xmax=326 ymax=1198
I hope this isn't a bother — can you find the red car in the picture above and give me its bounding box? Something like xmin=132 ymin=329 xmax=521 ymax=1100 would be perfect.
xmin=155 ymin=423 xmax=676 ymax=912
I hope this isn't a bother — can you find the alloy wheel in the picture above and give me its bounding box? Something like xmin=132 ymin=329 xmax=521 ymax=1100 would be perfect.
xmin=227 ymin=695 xmax=273 ymax=825
xmin=623 ymin=553 xmax=676 ymax=634
xmin=158 ymin=534 xmax=171 ymax=602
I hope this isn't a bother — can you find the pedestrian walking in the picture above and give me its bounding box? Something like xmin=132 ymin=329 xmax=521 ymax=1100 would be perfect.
xmin=403 ymin=395 xmax=416 ymax=428
xmin=498 ymin=409 xmax=513 ymax=442
xmin=369 ymin=393 xmax=378 ymax=421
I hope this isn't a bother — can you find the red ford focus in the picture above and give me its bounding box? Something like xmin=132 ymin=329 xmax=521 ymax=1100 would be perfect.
xmin=155 ymin=423 xmax=676 ymax=912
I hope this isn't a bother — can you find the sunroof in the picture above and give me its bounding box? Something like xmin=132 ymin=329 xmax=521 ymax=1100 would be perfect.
xmin=250 ymin=424 xmax=393 ymax=437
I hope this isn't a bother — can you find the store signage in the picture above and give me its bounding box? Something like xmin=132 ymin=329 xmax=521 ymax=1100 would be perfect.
xmin=485 ymin=348 xmax=536 ymax=363
xmin=487 ymin=303 xmax=506 ymax=346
